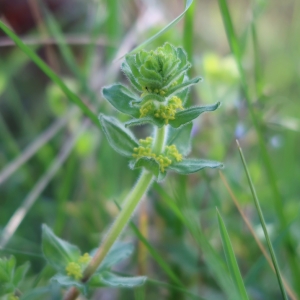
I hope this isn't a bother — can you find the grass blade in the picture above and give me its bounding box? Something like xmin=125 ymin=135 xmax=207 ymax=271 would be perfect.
xmin=125 ymin=0 xmax=194 ymax=56
xmin=183 ymin=0 xmax=196 ymax=67
xmin=219 ymin=171 xmax=298 ymax=300
xmin=147 ymin=278 xmax=207 ymax=300
xmin=106 ymin=0 xmax=121 ymax=60
xmin=216 ymin=209 xmax=249 ymax=300
xmin=237 ymin=140 xmax=288 ymax=300
xmin=0 ymin=20 xmax=100 ymax=128
xmin=217 ymin=0 xmax=300 ymax=291
xmin=154 ymin=183 xmax=240 ymax=300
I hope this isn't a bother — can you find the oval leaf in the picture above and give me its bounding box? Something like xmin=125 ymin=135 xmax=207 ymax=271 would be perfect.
xmin=91 ymin=271 xmax=146 ymax=288
xmin=129 ymin=157 xmax=160 ymax=178
xmin=121 ymin=61 xmax=143 ymax=91
xmin=42 ymin=224 xmax=80 ymax=272
xmin=125 ymin=116 xmax=164 ymax=128
xmin=12 ymin=261 xmax=30 ymax=287
xmin=98 ymin=242 xmax=134 ymax=272
xmin=166 ymin=122 xmax=193 ymax=156
xmin=51 ymin=274 xmax=86 ymax=294
xmin=169 ymin=158 xmax=223 ymax=174
xmin=102 ymin=84 xmax=140 ymax=118
xmin=165 ymin=76 xmax=201 ymax=97
xmin=99 ymin=114 xmax=138 ymax=157
xmin=169 ymin=102 xmax=221 ymax=128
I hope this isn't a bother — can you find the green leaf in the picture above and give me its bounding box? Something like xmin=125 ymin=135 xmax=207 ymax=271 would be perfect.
xmin=140 ymin=65 xmax=163 ymax=82
xmin=129 ymin=158 xmax=159 ymax=178
xmin=102 ymin=84 xmax=140 ymax=118
xmin=98 ymin=242 xmax=134 ymax=271
xmin=12 ymin=261 xmax=30 ymax=287
xmin=121 ymin=61 xmax=143 ymax=91
xmin=0 ymin=256 xmax=15 ymax=283
xmin=165 ymin=76 xmax=201 ymax=97
xmin=91 ymin=271 xmax=146 ymax=288
xmin=217 ymin=210 xmax=249 ymax=300
xmin=141 ymin=93 xmax=165 ymax=103
xmin=42 ymin=224 xmax=81 ymax=272
xmin=21 ymin=287 xmax=51 ymax=300
xmin=174 ymin=76 xmax=190 ymax=106
xmin=164 ymin=63 xmax=191 ymax=89
xmin=99 ymin=114 xmax=139 ymax=157
xmin=0 ymin=284 xmax=14 ymax=296
xmin=125 ymin=117 xmax=164 ymax=128
xmin=0 ymin=256 xmax=31 ymax=296
xmin=51 ymin=274 xmax=86 ymax=294
xmin=169 ymin=159 xmax=223 ymax=174
xmin=169 ymin=102 xmax=221 ymax=128
xmin=166 ymin=123 xmax=193 ymax=156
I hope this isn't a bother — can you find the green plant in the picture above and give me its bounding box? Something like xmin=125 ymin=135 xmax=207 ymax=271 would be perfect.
xmin=0 ymin=43 xmax=221 ymax=299
xmin=56 ymin=43 xmax=221 ymax=299
xmin=0 ymin=43 xmax=222 ymax=299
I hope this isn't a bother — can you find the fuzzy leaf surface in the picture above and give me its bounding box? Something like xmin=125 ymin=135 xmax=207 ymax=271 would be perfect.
xmin=99 ymin=114 xmax=139 ymax=157
xmin=129 ymin=158 xmax=166 ymax=182
xmin=102 ymin=84 xmax=140 ymax=118
xmin=166 ymin=122 xmax=193 ymax=156
xmin=121 ymin=61 xmax=142 ymax=91
xmin=169 ymin=159 xmax=223 ymax=174
xmin=98 ymin=242 xmax=134 ymax=272
xmin=165 ymin=76 xmax=201 ymax=97
xmin=42 ymin=224 xmax=80 ymax=272
xmin=90 ymin=271 xmax=146 ymax=288
xmin=51 ymin=274 xmax=86 ymax=294
xmin=125 ymin=116 xmax=164 ymax=128
xmin=169 ymin=102 xmax=221 ymax=128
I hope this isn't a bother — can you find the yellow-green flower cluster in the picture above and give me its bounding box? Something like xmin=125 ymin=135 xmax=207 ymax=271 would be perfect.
xmin=139 ymin=96 xmax=183 ymax=124
xmin=164 ymin=145 xmax=183 ymax=162
xmin=132 ymin=137 xmax=182 ymax=172
xmin=132 ymin=137 xmax=156 ymax=159
xmin=65 ymin=253 xmax=91 ymax=280
xmin=78 ymin=253 xmax=91 ymax=264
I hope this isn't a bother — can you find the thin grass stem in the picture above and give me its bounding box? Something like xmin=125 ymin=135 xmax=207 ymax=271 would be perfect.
xmin=219 ymin=171 xmax=297 ymax=300
xmin=236 ymin=140 xmax=289 ymax=300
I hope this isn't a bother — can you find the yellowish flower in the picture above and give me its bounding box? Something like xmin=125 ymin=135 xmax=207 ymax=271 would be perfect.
xmin=65 ymin=262 xmax=82 ymax=280
xmin=132 ymin=138 xmax=182 ymax=172
xmin=78 ymin=253 xmax=91 ymax=264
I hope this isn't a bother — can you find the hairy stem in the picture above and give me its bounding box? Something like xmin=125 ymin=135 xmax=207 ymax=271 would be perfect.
xmin=64 ymin=126 xmax=166 ymax=300
xmin=152 ymin=126 xmax=166 ymax=154
xmin=83 ymin=171 xmax=153 ymax=280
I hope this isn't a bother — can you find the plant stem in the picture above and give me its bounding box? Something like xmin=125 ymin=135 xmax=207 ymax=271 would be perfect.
xmin=152 ymin=126 xmax=166 ymax=154
xmin=64 ymin=126 xmax=166 ymax=300
xmin=83 ymin=171 xmax=153 ymax=280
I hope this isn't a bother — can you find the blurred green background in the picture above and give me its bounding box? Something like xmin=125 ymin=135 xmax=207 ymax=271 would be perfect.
xmin=0 ymin=0 xmax=299 ymax=299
